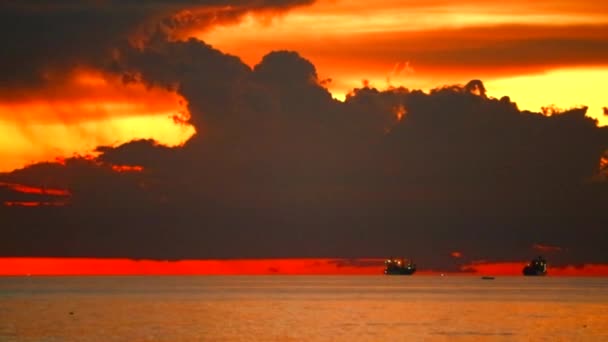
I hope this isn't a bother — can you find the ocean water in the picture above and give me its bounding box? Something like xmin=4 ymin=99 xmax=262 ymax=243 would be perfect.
xmin=1 ymin=276 xmax=607 ymax=341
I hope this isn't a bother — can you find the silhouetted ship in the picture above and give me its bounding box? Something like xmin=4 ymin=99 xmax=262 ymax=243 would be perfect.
xmin=523 ymin=256 xmax=547 ymax=276
xmin=384 ymin=257 xmax=416 ymax=275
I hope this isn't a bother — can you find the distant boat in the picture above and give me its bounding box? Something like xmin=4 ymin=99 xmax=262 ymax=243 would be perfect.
xmin=481 ymin=276 xmax=495 ymax=280
xmin=384 ymin=257 xmax=416 ymax=275
xmin=523 ymin=256 xmax=547 ymax=276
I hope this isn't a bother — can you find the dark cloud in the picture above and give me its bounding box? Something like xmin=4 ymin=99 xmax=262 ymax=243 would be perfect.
xmin=0 ymin=0 xmax=314 ymax=92
xmin=414 ymin=36 xmax=608 ymax=73
xmin=398 ymin=25 xmax=608 ymax=74
xmin=1 ymin=36 xmax=607 ymax=271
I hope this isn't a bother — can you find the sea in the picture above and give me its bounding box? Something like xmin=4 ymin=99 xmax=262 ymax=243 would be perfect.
xmin=1 ymin=276 xmax=607 ymax=341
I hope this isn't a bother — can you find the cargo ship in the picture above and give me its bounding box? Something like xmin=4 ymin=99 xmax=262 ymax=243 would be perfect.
xmin=523 ymin=256 xmax=547 ymax=276
xmin=384 ymin=257 xmax=416 ymax=275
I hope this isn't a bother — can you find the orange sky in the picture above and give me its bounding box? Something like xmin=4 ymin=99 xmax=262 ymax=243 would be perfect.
xmin=0 ymin=0 xmax=606 ymax=171
xmin=1 ymin=258 xmax=607 ymax=276
xmin=200 ymin=0 xmax=608 ymax=124
xmin=0 ymin=70 xmax=195 ymax=172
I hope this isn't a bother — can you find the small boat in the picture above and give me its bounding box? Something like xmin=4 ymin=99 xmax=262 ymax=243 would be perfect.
xmin=384 ymin=257 xmax=416 ymax=275
xmin=481 ymin=276 xmax=495 ymax=280
xmin=523 ymin=256 xmax=547 ymax=276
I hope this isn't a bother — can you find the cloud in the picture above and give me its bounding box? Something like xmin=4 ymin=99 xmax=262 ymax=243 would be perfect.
xmin=0 ymin=0 xmax=315 ymax=90
xmin=1 ymin=36 xmax=608 ymax=270
xmin=0 ymin=1 xmax=315 ymax=172
xmin=0 ymin=182 xmax=70 ymax=197
xmin=201 ymin=19 xmax=608 ymax=79
xmin=0 ymin=69 xmax=194 ymax=172
xmin=450 ymin=251 xmax=463 ymax=258
xmin=0 ymin=69 xmax=188 ymax=121
xmin=532 ymin=243 xmax=563 ymax=253
xmin=0 ymin=180 xmax=71 ymax=207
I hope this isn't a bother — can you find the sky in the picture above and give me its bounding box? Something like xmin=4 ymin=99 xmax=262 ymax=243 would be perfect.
xmin=0 ymin=0 xmax=607 ymax=275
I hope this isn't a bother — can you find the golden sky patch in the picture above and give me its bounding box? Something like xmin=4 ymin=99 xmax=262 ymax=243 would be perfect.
xmin=486 ymin=68 xmax=608 ymax=126
xmin=0 ymin=70 xmax=195 ymax=172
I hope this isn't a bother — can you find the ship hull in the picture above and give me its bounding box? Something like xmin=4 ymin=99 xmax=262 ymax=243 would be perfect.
xmin=522 ymin=256 xmax=548 ymax=276
xmin=384 ymin=269 xmax=416 ymax=275
xmin=384 ymin=257 xmax=416 ymax=275
xmin=523 ymin=268 xmax=547 ymax=276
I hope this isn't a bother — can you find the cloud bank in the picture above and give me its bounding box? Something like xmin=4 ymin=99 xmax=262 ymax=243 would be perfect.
xmin=0 ymin=0 xmax=314 ymax=90
xmin=1 ymin=1 xmax=607 ymax=271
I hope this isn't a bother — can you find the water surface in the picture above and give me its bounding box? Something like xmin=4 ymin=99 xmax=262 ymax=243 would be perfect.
xmin=1 ymin=276 xmax=607 ymax=341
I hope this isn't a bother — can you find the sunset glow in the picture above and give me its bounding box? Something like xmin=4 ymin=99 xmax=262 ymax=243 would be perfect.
xmin=3 ymin=201 xmax=68 ymax=207
xmin=1 ymin=258 xmax=607 ymax=276
xmin=460 ymin=261 xmax=608 ymax=277
xmin=486 ymin=68 xmax=608 ymax=125
xmin=0 ymin=258 xmax=383 ymax=276
xmin=111 ymin=165 xmax=145 ymax=173
xmin=200 ymin=0 xmax=608 ymax=125
xmin=1 ymin=0 xmax=606 ymax=172
xmin=0 ymin=182 xmax=70 ymax=197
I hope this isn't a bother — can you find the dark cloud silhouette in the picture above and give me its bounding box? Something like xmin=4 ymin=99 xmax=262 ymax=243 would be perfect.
xmin=0 ymin=0 xmax=314 ymax=92
xmin=1 ymin=35 xmax=607 ymax=271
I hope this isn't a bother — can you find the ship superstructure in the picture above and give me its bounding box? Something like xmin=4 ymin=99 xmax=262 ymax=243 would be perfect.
xmin=384 ymin=257 xmax=416 ymax=275
xmin=523 ymin=256 xmax=547 ymax=276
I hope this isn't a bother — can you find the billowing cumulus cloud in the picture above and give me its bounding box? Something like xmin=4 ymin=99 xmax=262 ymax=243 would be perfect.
xmin=1 ymin=31 xmax=607 ymax=271
xmin=199 ymin=2 xmax=608 ymax=125
xmin=0 ymin=0 xmax=316 ymax=172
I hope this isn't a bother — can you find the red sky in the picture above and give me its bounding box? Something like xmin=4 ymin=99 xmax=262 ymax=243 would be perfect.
xmin=1 ymin=258 xmax=607 ymax=276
